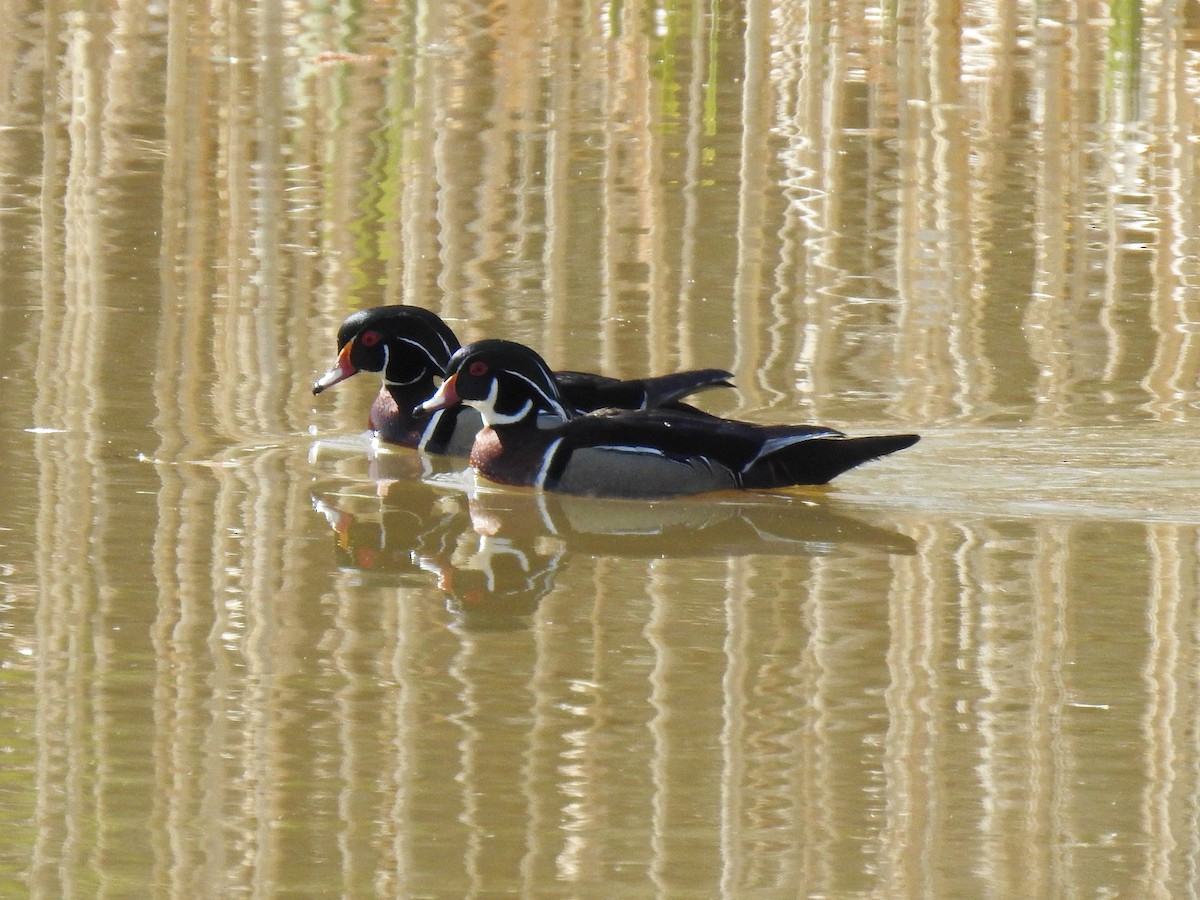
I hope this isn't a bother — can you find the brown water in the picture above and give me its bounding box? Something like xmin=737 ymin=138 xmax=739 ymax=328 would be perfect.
xmin=3 ymin=0 xmax=1200 ymax=895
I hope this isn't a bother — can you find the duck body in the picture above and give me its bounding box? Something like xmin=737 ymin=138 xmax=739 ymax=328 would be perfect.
xmin=313 ymin=305 xmax=733 ymax=454
xmin=369 ymin=382 xmax=485 ymax=456
xmin=418 ymin=339 xmax=920 ymax=499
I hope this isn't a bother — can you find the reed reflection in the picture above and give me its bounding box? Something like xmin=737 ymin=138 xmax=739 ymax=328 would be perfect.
xmin=310 ymin=440 xmax=917 ymax=630
xmin=6 ymin=0 xmax=1200 ymax=895
xmin=307 ymin=440 xmax=921 ymax=893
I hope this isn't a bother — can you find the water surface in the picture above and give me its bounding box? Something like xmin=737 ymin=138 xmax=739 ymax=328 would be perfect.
xmin=2 ymin=0 xmax=1199 ymax=895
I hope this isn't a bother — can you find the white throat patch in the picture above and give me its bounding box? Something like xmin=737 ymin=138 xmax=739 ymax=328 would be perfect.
xmin=465 ymin=378 xmax=533 ymax=426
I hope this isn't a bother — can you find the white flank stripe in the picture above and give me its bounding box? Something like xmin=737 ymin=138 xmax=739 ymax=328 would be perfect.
xmin=591 ymin=444 xmax=667 ymax=458
xmin=416 ymin=409 xmax=443 ymax=451
xmin=535 ymin=438 xmax=564 ymax=490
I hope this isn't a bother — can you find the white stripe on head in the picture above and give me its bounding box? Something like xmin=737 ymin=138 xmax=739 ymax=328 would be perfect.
xmin=509 ymin=368 xmax=570 ymax=420
xmin=383 ymin=336 xmax=452 ymax=386
xmin=377 ymin=345 xmax=402 ymax=384
xmin=465 ymin=377 xmax=533 ymax=427
xmin=402 ymin=334 xmax=450 ymax=368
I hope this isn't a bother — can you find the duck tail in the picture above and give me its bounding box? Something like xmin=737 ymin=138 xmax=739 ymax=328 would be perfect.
xmin=740 ymin=433 xmax=919 ymax=488
xmin=641 ymin=368 xmax=735 ymax=407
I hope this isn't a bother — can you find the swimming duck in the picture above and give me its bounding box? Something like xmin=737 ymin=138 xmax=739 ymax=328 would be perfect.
xmin=312 ymin=305 xmax=733 ymax=455
xmin=417 ymin=339 xmax=919 ymax=498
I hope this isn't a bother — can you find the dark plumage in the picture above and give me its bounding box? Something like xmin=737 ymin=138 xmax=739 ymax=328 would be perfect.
xmin=418 ymin=339 xmax=919 ymax=498
xmin=312 ymin=305 xmax=733 ymax=454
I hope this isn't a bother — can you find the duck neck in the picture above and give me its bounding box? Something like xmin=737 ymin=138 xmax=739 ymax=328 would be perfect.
xmin=384 ymin=374 xmax=440 ymax=421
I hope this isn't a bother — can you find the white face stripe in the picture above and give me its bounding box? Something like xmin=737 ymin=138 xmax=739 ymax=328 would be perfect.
xmin=378 ymin=345 xmax=402 ymax=384
xmin=382 ymin=336 xmax=450 ymax=386
xmin=399 ymin=334 xmax=447 ymax=367
xmin=465 ymin=378 xmax=533 ymax=426
xmin=507 ymin=368 xmax=570 ymax=419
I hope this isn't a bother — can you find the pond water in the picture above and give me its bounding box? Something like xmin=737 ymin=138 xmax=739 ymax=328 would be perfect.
xmin=2 ymin=0 xmax=1200 ymax=895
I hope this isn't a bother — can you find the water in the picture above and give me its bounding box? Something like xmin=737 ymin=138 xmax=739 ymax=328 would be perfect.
xmin=2 ymin=0 xmax=1199 ymax=895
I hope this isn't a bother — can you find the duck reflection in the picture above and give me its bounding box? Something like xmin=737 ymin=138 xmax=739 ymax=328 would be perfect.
xmin=312 ymin=480 xmax=556 ymax=630
xmin=311 ymin=440 xmax=915 ymax=629
xmin=468 ymin=487 xmax=918 ymax=559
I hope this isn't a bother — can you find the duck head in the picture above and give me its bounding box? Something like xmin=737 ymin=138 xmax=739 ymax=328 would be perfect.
xmin=312 ymin=305 xmax=461 ymax=394
xmin=417 ymin=339 xmax=573 ymax=427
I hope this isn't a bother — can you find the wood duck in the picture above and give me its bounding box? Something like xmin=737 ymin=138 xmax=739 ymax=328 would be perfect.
xmin=312 ymin=305 xmax=734 ymax=455
xmin=417 ymin=339 xmax=920 ymax=498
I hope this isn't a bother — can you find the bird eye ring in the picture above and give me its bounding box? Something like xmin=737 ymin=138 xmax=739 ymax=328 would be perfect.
xmin=360 ymin=331 xmax=381 ymax=347
xmin=468 ymin=361 xmax=488 ymax=377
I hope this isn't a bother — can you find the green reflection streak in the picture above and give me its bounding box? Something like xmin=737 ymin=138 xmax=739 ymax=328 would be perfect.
xmin=705 ymin=0 xmax=719 ymax=138
xmin=1108 ymin=0 xmax=1142 ymax=121
xmin=652 ymin=0 xmax=682 ymax=126
xmin=645 ymin=0 xmax=719 ymax=137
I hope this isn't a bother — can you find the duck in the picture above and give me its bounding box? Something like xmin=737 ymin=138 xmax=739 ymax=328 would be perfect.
xmin=312 ymin=305 xmax=733 ymax=455
xmin=416 ymin=339 xmax=920 ymax=498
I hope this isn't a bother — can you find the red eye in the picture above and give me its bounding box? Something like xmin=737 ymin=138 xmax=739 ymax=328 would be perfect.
xmin=468 ymin=361 xmax=488 ymax=377
xmin=360 ymin=331 xmax=381 ymax=347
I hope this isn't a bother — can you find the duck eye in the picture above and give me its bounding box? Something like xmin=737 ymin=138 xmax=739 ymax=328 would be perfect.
xmin=468 ymin=361 xmax=489 ymax=377
xmin=359 ymin=331 xmax=381 ymax=347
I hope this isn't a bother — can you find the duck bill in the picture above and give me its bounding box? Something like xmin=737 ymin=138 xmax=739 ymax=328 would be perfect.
xmin=312 ymin=342 xmax=358 ymax=395
xmin=416 ymin=373 xmax=460 ymax=414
